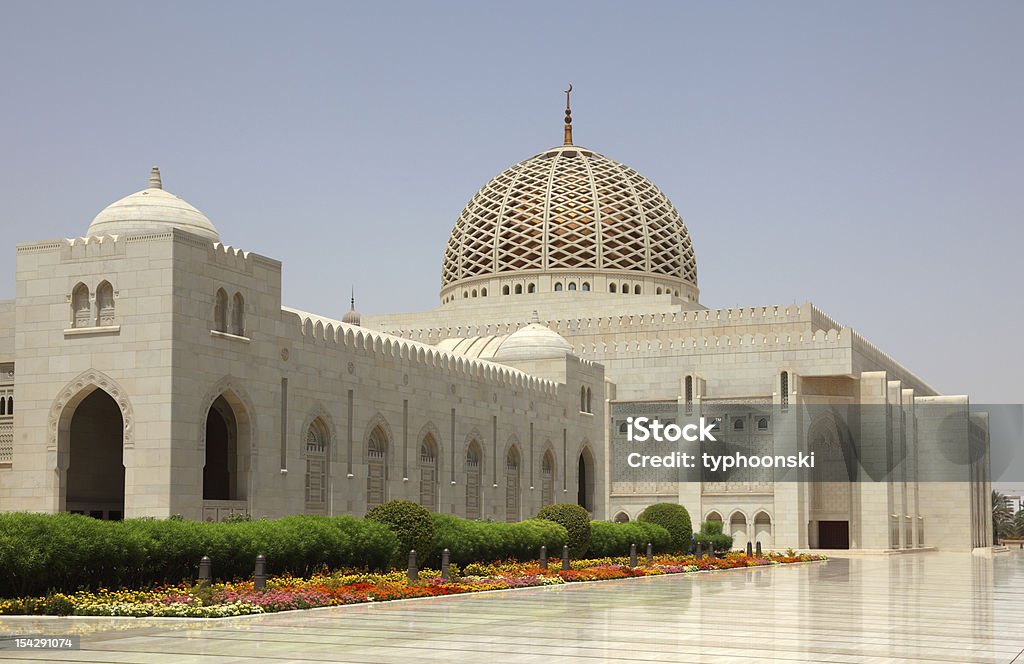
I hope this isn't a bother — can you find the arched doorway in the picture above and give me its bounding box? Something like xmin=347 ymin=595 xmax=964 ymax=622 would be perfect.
xmin=541 ymin=450 xmax=555 ymax=507
xmin=754 ymin=511 xmax=773 ymax=548
xmin=577 ymin=447 xmax=595 ymax=512
xmin=203 ymin=395 xmax=241 ymax=501
xmin=465 ymin=440 xmax=482 ymax=519
xmin=730 ymin=511 xmax=748 ymax=547
xmin=304 ymin=417 xmax=329 ymax=515
xmin=64 ymin=389 xmax=125 ymax=519
xmin=505 ymin=445 xmax=521 ymax=522
xmin=613 ymin=511 xmax=630 ymax=523
xmin=419 ymin=434 xmax=438 ymax=512
xmin=366 ymin=425 xmax=389 ymax=510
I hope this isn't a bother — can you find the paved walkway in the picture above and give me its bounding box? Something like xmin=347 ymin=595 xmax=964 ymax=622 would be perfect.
xmin=1 ymin=552 xmax=1023 ymax=663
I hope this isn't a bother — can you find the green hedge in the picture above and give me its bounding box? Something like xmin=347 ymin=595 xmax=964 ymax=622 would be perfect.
xmin=588 ymin=521 xmax=672 ymax=557
xmin=535 ymin=504 xmax=591 ymax=558
xmin=429 ymin=514 xmax=568 ymax=566
xmin=637 ymin=503 xmax=693 ymax=553
xmin=0 ymin=513 xmax=399 ymax=598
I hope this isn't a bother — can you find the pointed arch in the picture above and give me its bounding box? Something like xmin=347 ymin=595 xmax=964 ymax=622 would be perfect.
xmin=231 ymin=292 xmax=245 ymax=336
xmin=301 ymin=407 xmax=335 ymax=514
xmin=363 ymin=413 xmax=393 ymax=510
xmin=577 ymin=443 xmax=596 ymax=512
xmin=71 ymin=282 xmax=91 ymax=328
xmin=214 ymin=288 xmax=228 ymax=332
xmin=464 ymin=437 xmax=483 ymax=519
xmin=419 ymin=431 xmax=439 ymax=511
xmin=95 ymin=281 xmax=114 ymax=327
xmin=504 ymin=443 xmax=521 ymax=521
xmin=540 ymin=444 xmax=556 ymax=508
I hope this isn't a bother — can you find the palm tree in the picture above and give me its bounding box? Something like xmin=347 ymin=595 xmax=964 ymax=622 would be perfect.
xmin=1012 ymin=509 xmax=1024 ymax=539
xmin=993 ymin=491 xmax=1013 ymax=541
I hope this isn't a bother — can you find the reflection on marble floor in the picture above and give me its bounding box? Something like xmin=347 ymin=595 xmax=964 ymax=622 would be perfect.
xmin=1 ymin=552 xmax=1023 ymax=663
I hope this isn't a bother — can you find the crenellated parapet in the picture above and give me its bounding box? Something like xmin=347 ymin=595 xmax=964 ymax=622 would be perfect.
xmin=573 ymin=327 xmax=850 ymax=357
xmin=282 ymin=307 xmax=560 ymax=398
xmin=377 ymin=302 xmax=842 ymax=345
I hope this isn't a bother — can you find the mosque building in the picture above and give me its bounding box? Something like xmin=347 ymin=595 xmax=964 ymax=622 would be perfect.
xmin=0 ymin=94 xmax=991 ymax=551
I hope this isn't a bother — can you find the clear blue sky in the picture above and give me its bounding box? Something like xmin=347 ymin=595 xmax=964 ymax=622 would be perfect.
xmin=1 ymin=1 xmax=1021 ymax=408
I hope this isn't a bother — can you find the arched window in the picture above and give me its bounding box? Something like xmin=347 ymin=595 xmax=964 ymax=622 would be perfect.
xmin=95 ymin=281 xmax=114 ymax=326
xmin=463 ymin=291 xmax=468 ymax=299
xmin=609 ymin=283 xmax=617 ymax=293
xmin=527 ymin=283 xmax=536 ymax=293
xmin=618 ymin=421 xmax=628 ymax=434
xmin=231 ymin=292 xmax=245 ymax=336
xmin=72 ymin=283 xmax=90 ymax=329
xmin=481 ymin=288 xmax=487 ymax=297
xmin=419 ymin=434 xmax=438 ymax=511
xmin=305 ymin=418 xmax=329 ymax=514
xmin=581 ymin=282 xmax=590 ymax=291
xmin=674 ymin=290 xmax=680 ymax=297
xmin=586 ymin=387 xmax=592 ymax=413
xmin=554 ymin=283 xmax=563 ymax=292
xmin=514 ymin=284 xmax=523 ymax=294
xmin=0 ymin=398 xmax=5 ymax=416
xmin=366 ymin=426 xmax=389 ymax=509
xmin=502 ymin=285 xmax=510 ymax=295
xmin=757 ymin=417 xmax=770 ymax=431
xmin=465 ymin=441 xmax=482 ymax=519
xmin=580 ymin=386 xmax=587 ymax=412
xmin=634 ymin=285 xmax=642 ymax=295
xmin=471 ymin=289 xmax=477 ymax=298
xmin=734 ymin=418 xmax=744 ymax=431
xmin=505 ymin=446 xmax=521 ymax=521
xmin=6 ymin=397 xmax=11 ymax=414
xmin=621 ymin=283 xmax=628 ymax=293
xmin=568 ymin=282 xmax=577 ymax=291
xmin=214 ymin=289 xmax=228 ymax=332
xmin=656 ymin=287 xmax=662 ymax=295
xmin=541 ymin=451 xmax=555 ymax=507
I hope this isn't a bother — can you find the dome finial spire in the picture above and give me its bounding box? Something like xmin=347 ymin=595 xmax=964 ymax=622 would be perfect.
xmin=148 ymin=166 xmax=162 ymax=190
xmin=563 ymin=84 xmax=573 ymax=145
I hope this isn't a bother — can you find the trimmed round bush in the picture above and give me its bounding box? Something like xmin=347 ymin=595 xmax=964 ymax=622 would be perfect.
xmin=637 ymin=503 xmax=692 ymax=553
xmin=695 ymin=520 xmax=734 ymax=553
xmin=588 ymin=520 xmax=671 ymax=557
xmin=536 ymin=504 xmax=591 ymax=558
xmin=365 ymin=500 xmax=435 ymax=562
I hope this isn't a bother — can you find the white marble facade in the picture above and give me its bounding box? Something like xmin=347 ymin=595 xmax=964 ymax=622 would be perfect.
xmin=0 ymin=124 xmax=992 ymax=552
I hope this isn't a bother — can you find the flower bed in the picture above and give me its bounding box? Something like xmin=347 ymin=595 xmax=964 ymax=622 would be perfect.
xmin=0 ymin=551 xmax=825 ymax=618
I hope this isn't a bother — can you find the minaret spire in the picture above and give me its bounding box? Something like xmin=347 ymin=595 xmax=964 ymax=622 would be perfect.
xmin=563 ymin=84 xmax=573 ymax=145
xmin=350 ymin=285 xmax=355 ymax=311
xmin=148 ymin=166 xmax=162 ymax=189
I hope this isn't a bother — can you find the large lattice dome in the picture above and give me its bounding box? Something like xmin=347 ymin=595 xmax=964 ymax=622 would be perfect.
xmin=440 ymin=143 xmax=698 ymax=303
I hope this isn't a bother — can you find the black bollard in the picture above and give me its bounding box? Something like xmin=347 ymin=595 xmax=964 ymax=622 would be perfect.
xmin=540 ymin=545 xmax=548 ymax=570
xmin=696 ymin=541 xmax=703 ymax=558
xmin=746 ymin=541 xmax=753 ymax=557
xmin=562 ymin=545 xmax=570 ymax=571
xmin=408 ymin=550 xmax=418 ymax=583
xmin=629 ymin=543 xmax=637 ymax=568
xmin=441 ymin=548 xmax=450 ymax=581
xmin=646 ymin=542 xmax=653 ymax=565
xmin=254 ymin=554 xmax=267 ymax=591
xmin=198 ymin=555 xmax=212 ymax=588
xmin=755 ymin=541 xmax=762 ymax=556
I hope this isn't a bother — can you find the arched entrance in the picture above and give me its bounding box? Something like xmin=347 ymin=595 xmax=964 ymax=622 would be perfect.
xmin=64 ymin=389 xmax=125 ymax=519
xmin=203 ymin=395 xmax=240 ymax=501
xmin=577 ymin=446 xmax=595 ymax=513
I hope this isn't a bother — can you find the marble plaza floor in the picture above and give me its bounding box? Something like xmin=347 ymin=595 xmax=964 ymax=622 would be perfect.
xmin=1 ymin=551 xmax=1023 ymax=663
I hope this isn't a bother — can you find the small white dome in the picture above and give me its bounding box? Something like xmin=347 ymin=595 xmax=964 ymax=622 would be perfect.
xmin=493 ymin=321 xmax=573 ymax=361
xmin=87 ymin=167 xmax=220 ymax=242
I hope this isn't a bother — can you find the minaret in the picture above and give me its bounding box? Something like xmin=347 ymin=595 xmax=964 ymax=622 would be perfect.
xmin=148 ymin=166 xmax=162 ymax=189
xmin=342 ymin=287 xmax=362 ymax=326
xmin=563 ymin=84 xmax=573 ymax=145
